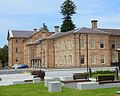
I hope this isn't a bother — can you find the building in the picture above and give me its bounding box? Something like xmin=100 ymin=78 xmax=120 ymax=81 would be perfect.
xmin=7 ymin=20 xmax=120 ymax=68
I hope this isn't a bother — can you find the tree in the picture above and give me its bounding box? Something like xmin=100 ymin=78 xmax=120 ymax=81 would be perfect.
xmin=60 ymin=0 xmax=76 ymax=32
xmin=0 ymin=45 xmax=8 ymax=67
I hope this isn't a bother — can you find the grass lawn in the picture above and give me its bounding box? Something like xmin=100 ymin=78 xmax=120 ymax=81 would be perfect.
xmin=0 ymin=82 xmax=119 ymax=96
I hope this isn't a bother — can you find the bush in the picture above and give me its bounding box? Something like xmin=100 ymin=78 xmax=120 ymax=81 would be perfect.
xmin=92 ymin=70 xmax=116 ymax=75
xmin=0 ymin=78 xmax=1 ymax=81
xmin=31 ymin=70 xmax=45 ymax=80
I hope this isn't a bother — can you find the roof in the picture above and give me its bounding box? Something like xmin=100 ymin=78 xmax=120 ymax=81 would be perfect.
xmin=10 ymin=30 xmax=34 ymax=38
xmin=74 ymin=27 xmax=110 ymax=34
xmin=47 ymin=27 xmax=110 ymax=39
xmin=48 ymin=29 xmax=75 ymax=39
xmin=27 ymin=38 xmax=47 ymax=45
xmin=98 ymin=28 xmax=120 ymax=36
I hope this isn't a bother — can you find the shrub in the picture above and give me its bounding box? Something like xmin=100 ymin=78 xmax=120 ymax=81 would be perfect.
xmin=92 ymin=70 xmax=116 ymax=75
xmin=31 ymin=70 xmax=45 ymax=80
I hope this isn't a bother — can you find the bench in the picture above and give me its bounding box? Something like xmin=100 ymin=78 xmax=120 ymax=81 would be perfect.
xmin=24 ymin=80 xmax=33 ymax=83
xmin=61 ymin=79 xmax=91 ymax=83
xmin=73 ymin=73 xmax=88 ymax=80
xmin=96 ymin=75 xmax=115 ymax=84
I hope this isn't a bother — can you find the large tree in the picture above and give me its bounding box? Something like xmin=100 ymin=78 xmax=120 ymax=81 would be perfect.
xmin=60 ymin=0 xmax=76 ymax=32
xmin=0 ymin=45 xmax=8 ymax=67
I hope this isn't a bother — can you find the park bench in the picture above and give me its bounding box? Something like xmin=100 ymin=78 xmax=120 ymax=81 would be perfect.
xmin=24 ymin=79 xmax=33 ymax=83
xmin=61 ymin=79 xmax=91 ymax=83
xmin=96 ymin=75 xmax=116 ymax=84
xmin=73 ymin=73 xmax=88 ymax=80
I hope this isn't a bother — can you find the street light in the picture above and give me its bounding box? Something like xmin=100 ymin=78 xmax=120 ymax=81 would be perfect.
xmin=86 ymin=34 xmax=89 ymax=73
xmin=116 ymin=48 xmax=120 ymax=71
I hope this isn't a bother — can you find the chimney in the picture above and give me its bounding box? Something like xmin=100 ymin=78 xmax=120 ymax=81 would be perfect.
xmin=33 ymin=28 xmax=37 ymax=32
xmin=54 ymin=26 xmax=59 ymax=32
xmin=91 ymin=20 xmax=98 ymax=29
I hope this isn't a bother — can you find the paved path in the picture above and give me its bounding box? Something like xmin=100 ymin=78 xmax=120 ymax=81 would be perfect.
xmin=45 ymin=67 xmax=116 ymax=77
xmin=0 ymin=67 xmax=117 ymax=86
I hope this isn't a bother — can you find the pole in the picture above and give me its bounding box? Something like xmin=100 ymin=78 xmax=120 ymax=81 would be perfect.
xmin=118 ymin=50 xmax=120 ymax=71
xmin=86 ymin=34 xmax=89 ymax=73
xmin=115 ymin=67 xmax=118 ymax=80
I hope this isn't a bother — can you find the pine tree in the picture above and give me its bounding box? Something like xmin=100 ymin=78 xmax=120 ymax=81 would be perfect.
xmin=60 ymin=0 xmax=76 ymax=32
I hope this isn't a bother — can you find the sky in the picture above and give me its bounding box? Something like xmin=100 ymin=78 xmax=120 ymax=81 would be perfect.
xmin=0 ymin=0 xmax=120 ymax=47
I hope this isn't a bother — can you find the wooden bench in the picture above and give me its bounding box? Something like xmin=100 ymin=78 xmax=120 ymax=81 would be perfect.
xmin=61 ymin=79 xmax=91 ymax=83
xmin=96 ymin=75 xmax=115 ymax=84
xmin=73 ymin=73 xmax=88 ymax=80
xmin=24 ymin=80 xmax=33 ymax=83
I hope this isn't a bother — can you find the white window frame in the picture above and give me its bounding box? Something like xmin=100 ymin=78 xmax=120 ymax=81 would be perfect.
xmin=90 ymin=40 xmax=95 ymax=49
xmin=100 ymin=41 xmax=105 ymax=49
xmin=91 ymin=55 xmax=96 ymax=64
xmin=80 ymin=39 xmax=85 ymax=48
xmin=80 ymin=55 xmax=85 ymax=64
xmin=100 ymin=55 xmax=105 ymax=64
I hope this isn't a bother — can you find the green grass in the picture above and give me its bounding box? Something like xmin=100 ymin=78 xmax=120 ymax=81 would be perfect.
xmin=0 ymin=82 xmax=119 ymax=96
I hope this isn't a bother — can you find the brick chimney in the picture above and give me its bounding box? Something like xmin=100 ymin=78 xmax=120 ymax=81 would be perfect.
xmin=91 ymin=20 xmax=98 ymax=29
xmin=54 ymin=26 xmax=59 ymax=32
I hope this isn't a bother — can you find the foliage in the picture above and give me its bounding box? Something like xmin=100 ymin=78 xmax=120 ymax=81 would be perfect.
xmin=31 ymin=70 xmax=45 ymax=80
xmin=61 ymin=19 xmax=75 ymax=32
xmin=92 ymin=70 xmax=116 ymax=75
xmin=0 ymin=82 xmax=120 ymax=96
xmin=0 ymin=44 xmax=8 ymax=67
xmin=60 ymin=0 xmax=76 ymax=32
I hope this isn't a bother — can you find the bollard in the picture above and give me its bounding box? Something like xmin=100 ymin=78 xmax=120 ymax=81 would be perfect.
xmin=115 ymin=67 xmax=119 ymax=80
xmin=89 ymin=67 xmax=92 ymax=78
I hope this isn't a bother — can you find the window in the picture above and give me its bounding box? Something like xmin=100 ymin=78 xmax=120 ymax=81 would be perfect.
xmin=16 ymin=39 xmax=18 ymax=43
xmin=16 ymin=58 xmax=18 ymax=63
xmin=64 ymin=55 xmax=67 ymax=64
xmin=91 ymin=55 xmax=96 ymax=64
xmin=16 ymin=48 xmax=18 ymax=53
xmin=90 ymin=40 xmax=95 ymax=49
xmin=80 ymin=55 xmax=85 ymax=64
xmin=100 ymin=41 xmax=104 ymax=48
xmin=80 ymin=39 xmax=85 ymax=48
xmin=111 ymin=42 xmax=116 ymax=49
xmin=69 ymin=55 xmax=72 ymax=64
xmin=101 ymin=55 xmax=105 ymax=64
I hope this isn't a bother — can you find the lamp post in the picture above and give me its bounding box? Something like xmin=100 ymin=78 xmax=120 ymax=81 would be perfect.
xmin=117 ymin=49 xmax=120 ymax=70
xmin=116 ymin=48 xmax=120 ymax=71
xmin=86 ymin=34 xmax=89 ymax=73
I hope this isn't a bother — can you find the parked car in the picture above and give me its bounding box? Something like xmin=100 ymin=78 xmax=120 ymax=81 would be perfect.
xmin=20 ymin=64 xmax=29 ymax=68
xmin=12 ymin=64 xmax=21 ymax=69
xmin=12 ymin=64 xmax=29 ymax=69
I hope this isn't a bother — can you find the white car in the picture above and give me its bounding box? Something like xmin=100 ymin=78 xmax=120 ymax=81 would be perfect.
xmin=12 ymin=64 xmax=21 ymax=69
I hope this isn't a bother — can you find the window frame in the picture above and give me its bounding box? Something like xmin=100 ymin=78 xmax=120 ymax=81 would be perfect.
xmin=100 ymin=41 xmax=105 ymax=49
xmin=80 ymin=55 xmax=85 ymax=64
xmin=80 ymin=39 xmax=85 ymax=49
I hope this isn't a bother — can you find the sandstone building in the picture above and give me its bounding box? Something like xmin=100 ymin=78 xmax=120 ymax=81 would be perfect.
xmin=7 ymin=20 xmax=120 ymax=68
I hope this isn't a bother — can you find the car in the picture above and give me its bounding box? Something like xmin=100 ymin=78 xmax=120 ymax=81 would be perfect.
xmin=20 ymin=64 xmax=29 ymax=68
xmin=12 ymin=64 xmax=29 ymax=69
xmin=12 ymin=64 xmax=21 ymax=69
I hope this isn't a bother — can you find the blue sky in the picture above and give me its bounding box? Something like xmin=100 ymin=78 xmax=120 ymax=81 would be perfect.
xmin=0 ymin=0 xmax=120 ymax=47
